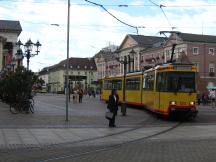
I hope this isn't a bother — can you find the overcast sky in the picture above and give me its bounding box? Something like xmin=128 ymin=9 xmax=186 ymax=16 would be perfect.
xmin=1 ymin=0 xmax=216 ymax=72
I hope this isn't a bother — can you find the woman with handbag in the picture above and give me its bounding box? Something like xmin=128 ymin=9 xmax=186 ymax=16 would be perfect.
xmin=107 ymin=89 xmax=119 ymax=127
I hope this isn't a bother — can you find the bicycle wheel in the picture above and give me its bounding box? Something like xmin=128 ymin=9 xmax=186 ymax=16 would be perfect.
xmin=29 ymin=98 xmax=35 ymax=106
xmin=9 ymin=103 xmax=18 ymax=114
xmin=29 ymin=100 xmax=34 ymax=113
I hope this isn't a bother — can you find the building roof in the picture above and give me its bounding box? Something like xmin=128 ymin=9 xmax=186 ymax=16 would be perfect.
xmin=38 ymin=67 xmax=49 ymax=75
xmin=0 ymin=20 xmax=22 ymax=35
xmin=94 ymin=49 xmax=115 ymax=61
xmin=118 ymin=34 xmax=166 ymax=51
xmin=178 ymin=33 xmax=216 ymax=43
xmin=46 ymin=57 xmax=97 ymax=72
xmin=129 ymin=34 xmax=166 ymax=47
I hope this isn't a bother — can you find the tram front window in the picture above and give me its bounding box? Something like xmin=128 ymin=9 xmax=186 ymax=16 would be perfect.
xmin=157 ymin=72 xmax=196 ymax=92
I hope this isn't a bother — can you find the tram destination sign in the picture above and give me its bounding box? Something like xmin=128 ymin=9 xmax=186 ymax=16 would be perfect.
xmin=174 ymin=65 xmax=192 ymax=70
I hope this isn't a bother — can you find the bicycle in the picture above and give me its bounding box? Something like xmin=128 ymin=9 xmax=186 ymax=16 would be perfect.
xmin=10 ymin=98 xmax=34 ymax=114
xmin=22 ymin=99 xmax=34 ymax=113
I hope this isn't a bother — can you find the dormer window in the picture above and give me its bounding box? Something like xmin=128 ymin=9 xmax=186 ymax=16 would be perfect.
xmin=70 ymin=66 xmax=73 ymax=68
xmin=90 ymin=66 xmax=93 ymax=69
xmin=77 ymin=65 xmax=80 ymax=69
xmin=85 ymin=65 xmax=87 ymax=69
xmin=209 ymin=48 xmax=214 ymax=55
xmin=193 ymin=47 xmax=199 ymax=55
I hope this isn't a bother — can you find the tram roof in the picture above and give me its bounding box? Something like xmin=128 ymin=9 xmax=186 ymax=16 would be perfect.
xmin=144 ymin=63 xmax=195 ymax=72
xmin=103 ymin=63 xmax=196 ymax=79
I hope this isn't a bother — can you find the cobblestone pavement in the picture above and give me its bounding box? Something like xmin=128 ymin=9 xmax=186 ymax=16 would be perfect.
xmin=1 ymin=94 xmax=216 ymax=162
xmin=53 ymin=138 xmax=216 ymax=162
xmin=0 ymin=94 xmax=158 ymax=128
xmin=0 ymin=94 xmax=170 ymax=150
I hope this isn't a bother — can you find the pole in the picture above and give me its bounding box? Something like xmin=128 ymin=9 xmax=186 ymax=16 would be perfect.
xmin=27 ymin=58 xmax=29 ymax=70
xmin=121 ymin=60 xmax=127 ymax=116
xmin=66 ymin=0 xmax=70 ymax=121
xmin=26 ymin=51 xmax=30 ymax=70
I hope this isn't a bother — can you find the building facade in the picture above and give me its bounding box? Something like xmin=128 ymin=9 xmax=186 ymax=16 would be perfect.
xmin=39 ymin=57 xmax=98 ymax=93
xmin=139 ymin=32 xmax=216 ymax=93
xmin=95 ymin=33 xmax=216 ymax=93
xmin=0 ymin=20 xmax=22 ymax=71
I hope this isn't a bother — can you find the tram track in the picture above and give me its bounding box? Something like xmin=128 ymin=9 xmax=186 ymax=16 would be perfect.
xmin=0 ymin=112 xmax=159 ymax=153
xmin=28 ymin=120 xmax=182 ymax=162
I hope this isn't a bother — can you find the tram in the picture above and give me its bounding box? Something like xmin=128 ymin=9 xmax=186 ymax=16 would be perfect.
xmin=101 ymin=63 xmax=198 ymax=118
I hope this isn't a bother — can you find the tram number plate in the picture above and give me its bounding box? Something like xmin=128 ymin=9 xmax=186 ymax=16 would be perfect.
xmin=180 ymin=102 xmax=186 ymax=105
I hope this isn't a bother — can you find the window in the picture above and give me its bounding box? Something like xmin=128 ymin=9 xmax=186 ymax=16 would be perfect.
xmin=112 ymin=80 xmax=122 ymax=90
xmin=126 ymin=77 xmax=140 ymax=90
xmin=193 ymin=47 xmax=199 ymax=55
xmin=209 ymin=63 xmax=215 ymax=73
xmin=156 ymin=72 xmax=196 ymax=92
xmin=209 ymin=48 xmax=214 ymax=55
xmin=103 ymin=79 xmax=122 ymax=90
xmin=165 ymin=50 xmax=170 ymax=58
xmin=143 ymin=74 xmax=154 ymax=90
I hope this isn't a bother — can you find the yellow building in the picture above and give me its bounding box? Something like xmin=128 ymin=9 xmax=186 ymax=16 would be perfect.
xmin=39 ymin=57 xmax=98 ymax=93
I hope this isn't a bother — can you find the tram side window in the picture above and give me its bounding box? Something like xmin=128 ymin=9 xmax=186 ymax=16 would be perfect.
xmin=143 ymin=75 xmax=154 ymax=90
xmin=126 ymin=77 xmax=140 ymax=90
xmin=156 ymin=72 xmax=196 ymax=92
xmin=103 ymin=80 xmax=112 ymax=90
xmin=112 ymin=80 xmax=122 ymax=90
xmin=156 ymin=72 xmax=167 ymax=91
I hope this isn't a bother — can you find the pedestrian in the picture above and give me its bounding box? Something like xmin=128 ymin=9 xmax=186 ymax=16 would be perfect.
xmin=209 ymin=89 xmax=216 ymax=108
xmin=107 ymin=89 xmax=119 ymax=127
xmin=78 ymin=89 xmax=83 ymax=103
xmin=88 ymin=91 xmax=91 ymax=98
xmin=202 ymin=93 xmax=206 ymax=105
xmin=197 ymin=93 xmax=201 ymax=105
xmin=92 ymin=90 xmax=96 ymax=98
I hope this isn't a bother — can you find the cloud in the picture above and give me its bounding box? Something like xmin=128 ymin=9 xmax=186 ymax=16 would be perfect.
xmin=1 ymin=0 xmax=216 ymax=71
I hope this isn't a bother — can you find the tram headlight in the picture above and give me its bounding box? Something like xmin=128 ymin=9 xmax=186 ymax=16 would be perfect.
xmin=169 ymin=101 xmax=176 ymax=105
xmin=189 ymin=101 xmax=195 ymax=106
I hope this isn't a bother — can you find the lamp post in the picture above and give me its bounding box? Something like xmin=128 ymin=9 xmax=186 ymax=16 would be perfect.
xmin=65 ymin=0 xmax=70 ymax=121
xmin=15 ymin=44 xmax=24 ymax=68
xmin=16 ymin=39 xmax=41 ymax=70
xmin=116 ymin=49 xmax=135 ymax=116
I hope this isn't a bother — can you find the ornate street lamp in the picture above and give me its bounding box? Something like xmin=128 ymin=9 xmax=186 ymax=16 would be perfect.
xmin=115 ymin=49 xmax=135 ymax=116
xmin=16 ymin=39 xmax=41 ymax=70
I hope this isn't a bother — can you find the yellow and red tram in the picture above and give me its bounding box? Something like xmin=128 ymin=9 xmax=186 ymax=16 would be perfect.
xmin=101 ymin=63 xmax=198 ymax=118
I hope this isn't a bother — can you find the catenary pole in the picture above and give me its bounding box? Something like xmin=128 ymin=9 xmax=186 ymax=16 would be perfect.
xmin=66 ymin=0 xmax=70 ymax=121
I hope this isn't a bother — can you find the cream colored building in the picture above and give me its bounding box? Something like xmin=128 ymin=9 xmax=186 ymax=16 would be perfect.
xmin=39 ymin=57 xmax=98 ymax=93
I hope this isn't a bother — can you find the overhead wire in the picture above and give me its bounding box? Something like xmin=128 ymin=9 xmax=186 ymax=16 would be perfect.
xmin=148 ymin=0 xmax=174 ymax=30
xmin=84 ymin=0 xmax=144 ymax=35
xmin=1 ymin=0 xmax=216 ymax=7
xmin=1 ymin=0 xmax=216 ymax=33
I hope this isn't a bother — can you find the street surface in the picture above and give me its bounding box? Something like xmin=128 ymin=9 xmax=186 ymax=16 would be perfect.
xmin=0 ymin=94 xmax=216 ymax=162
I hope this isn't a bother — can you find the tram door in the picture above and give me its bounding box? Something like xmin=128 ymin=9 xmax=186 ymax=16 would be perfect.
xmin=155 ymin=72 xmax=162 ymax=111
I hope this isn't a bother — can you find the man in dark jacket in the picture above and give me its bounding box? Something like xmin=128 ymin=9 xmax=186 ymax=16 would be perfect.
xmin=107 ymin=89 xmax=119 ymax=127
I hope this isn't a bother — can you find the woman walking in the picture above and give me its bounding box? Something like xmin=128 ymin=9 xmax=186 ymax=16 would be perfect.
xmin=107 ymin=89 xmax=119 ymax=127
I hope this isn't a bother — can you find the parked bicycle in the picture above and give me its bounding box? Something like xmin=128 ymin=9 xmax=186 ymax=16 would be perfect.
xmin=10 ymin=98 xmax=34 ymax=114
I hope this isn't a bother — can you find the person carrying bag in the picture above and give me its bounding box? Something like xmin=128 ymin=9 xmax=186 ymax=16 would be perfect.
xmin=106 ymin=89 xmax=119 ymax=127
